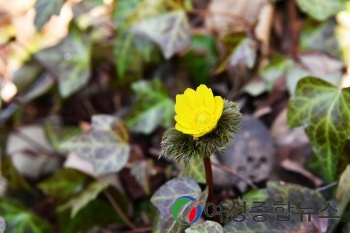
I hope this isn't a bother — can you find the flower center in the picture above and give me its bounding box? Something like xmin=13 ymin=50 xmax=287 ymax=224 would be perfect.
xmin=196 ymin=112 xmax=209 ymax=124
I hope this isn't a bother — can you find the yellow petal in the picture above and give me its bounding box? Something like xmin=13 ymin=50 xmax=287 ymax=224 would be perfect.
xmin=196 ymin=85 xmax=215 ymax=109
xmin=174 ymin=114 xmax=192 ymax=127
xmin=184 ymin=88 xmax=204 ymax=108
xmin=193 ymin=130 xmax=207 ymax=137
xmin=175 ymin=94 xmax=193 ymax=114
xmin=175 ymin=123 xmax=196 ymax=134
xmin=214 ymin=96 xmax=224 ymax=121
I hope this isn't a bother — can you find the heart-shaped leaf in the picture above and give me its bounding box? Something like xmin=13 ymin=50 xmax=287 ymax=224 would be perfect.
xmin=126 ymin=79 xmax=174 ymax=134
xmin=34 ymin=0 xmax=64 ymax=30
xmin=58 ymin=178 xmax=110 ymax=217
xmin=131 ymin=10 xmax=191 ymax=59
xmin=61 ymin=115 xmax=130 ymax=175
xmin=36 ymin=26 xmax=91 ymax=97
xmin=151 ymin=177 xmax=208 ymax=233
xmin=288 ymin=77 xmax=350 ymax=181
xmin=295 ymin=0 xmax=346 ymax=21
xmin=39 ymin=168 xmax=88 ymax=203
xmin=0 ymin=198 xmax=51 ymax=233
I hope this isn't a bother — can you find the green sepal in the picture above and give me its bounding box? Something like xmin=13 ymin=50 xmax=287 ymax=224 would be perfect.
xmin=160 ymin=100 xmax=242 ymax=165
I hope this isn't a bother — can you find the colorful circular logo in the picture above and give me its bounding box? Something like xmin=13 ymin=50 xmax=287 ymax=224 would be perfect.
xmin=172 ymin=196 xmax=202 ymax=225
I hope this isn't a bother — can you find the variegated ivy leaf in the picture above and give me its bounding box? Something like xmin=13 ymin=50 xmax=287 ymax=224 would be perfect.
xmin=36 ymin=26 xmax=91 ymax=97
xmin=151 ymin=177 xmax=208 ymax=233
xmin=61 ymin=115 xmax=130 ymax=175
xmin=327 ymin=165 xmax=350 ymax=232
xmin=224 ymin=181 xmax=328 ymax=232
xmin=131 ymin=10 xmax=191 ymax=59
xmin=34 ymin=0 xmax=64 ymax=30
xmin=295 ymin=0 xmax=346 ymax=21
xmin=58 ymin=178 xmax=110 ymax=217
xmin=215 ymin=34 xmax=257 ymax=74
xmin=185 ymin=221 xmax=224 ymax=233
xmin=288 ymin=77 xmax=350 ymax=181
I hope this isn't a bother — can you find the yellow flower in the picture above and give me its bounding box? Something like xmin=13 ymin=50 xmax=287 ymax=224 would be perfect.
xmin=174 ymin=85 xmax=224 ymax=137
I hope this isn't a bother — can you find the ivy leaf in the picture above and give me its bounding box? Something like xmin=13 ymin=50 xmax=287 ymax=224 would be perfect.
xmin=126 ymin=79 xmax=174 ymax=134
xmin=224 ymin=182 xmax=328 ymax=232
xmin=1 ymin=157 xmax=31 ymax=192
xmin=182 ymin=34 xmax=218 ymax=84
xmin=215 ymin=34 xmax=257 ymax=74
xmin=287 ymin=77 xmax=350 ymax=181
xmin=295 ymin=0 xmax=346 ymax=21
xmin=38 ymin=168 xmax=89 ymax=203
xmin=336 ymin=165 xmax=350 ymax=212
xmin=130 ymin=160 xmax=154 ymax=195
xmin=300 ymin=19 xmax=340 ymax=58
xmin=57 ymin=197 xmax=127 ymax=233
xmin=179 ymin=158 xmax=206 ymax=184
xmin=0 ymin=198 xmax=51 ymax=233
xmin=0 ymin=217 xmax=5 ymax=233
xmin=58 ymin=178 xmax=110 ymax=217
xmin=35 ymin=26 xmax=91 ymax=97
xmin=34 ymin=0 xmax=64 ymax=30
xmin=112 ymin=0 xmax=142 ymax=27
xmin=185 ymin=221 xmax=224 ymax=233
xmin=61 ymin=115 xmax=130 ymax=175
xmin=259 ymin=55 xmax=292 ymax=91
xmin=151 ymin=177 xmax=208 ymax=233
xmin=131 ymin=10 xmax=191 ymax=59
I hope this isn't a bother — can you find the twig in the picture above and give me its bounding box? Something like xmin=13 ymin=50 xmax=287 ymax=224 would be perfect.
xmin=211 ymin=161 xmax=258 ymax=190
xmin=103 ymin=190 xmax=136 ymax=230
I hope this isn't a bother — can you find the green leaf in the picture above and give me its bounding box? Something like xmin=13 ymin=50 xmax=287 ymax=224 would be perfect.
xmin=35 ymin=26 xmax=91 ymax=97
xmin=131 ymin=10 xmax=191 ymax=59
xmin=151 ymin=177 xmax=208 ymax=233
xmin=0 ymin=198 xmax=51 ymax=233
xmin=215 ymin=34 xmax=257 ymax=74
xmin=0 ymin=217 xmax=5 ymax=233
xmin=126 ymin=79 xmax=174 ymax=134
xmin=57 ymin=197 xmax=127 ymax=233
xmin=112 ymin=0 xmax=142 ymax=27
xmin=300 ymin=18 xmax=340 ymax=58
xmin=113 ymin=31 xmax=158 ymax=78
xmin=58 ymin=178 xmax=110 ymax=217
xmin=38 ymin=168 xmax=88 ymax=203
xmin=61 ymin=115 xmax=130 ymax=175
xmin=185 ymin=221 xmax=224 ymax=233
xmin=34 ymin=0 xmax=64 ymax=30
xmin=182 ymin=34 xmax=218 ymax=84
xmin=1 ymin=157 xmax=31 ymax=192
xmin=336 ymin=165 xmax=350 ymax=212
xmin=44 ymin=121 xmax=81 ymax=154
xmin=287 ymin=77 xmax=350 ymax=181
xmin=295 ymin=0 xmax=346 ymax=21
xmin=179 ymin=158 xmax=206 ymax=184
xmin=259 ymin=55 xmax=292 ymax=91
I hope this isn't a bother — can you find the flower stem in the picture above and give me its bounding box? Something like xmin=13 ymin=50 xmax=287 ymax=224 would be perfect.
xmin=204 ymin=157 xmax=214 ymax=204
xmin=204 ymin=157 xmax=220 ymax=223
